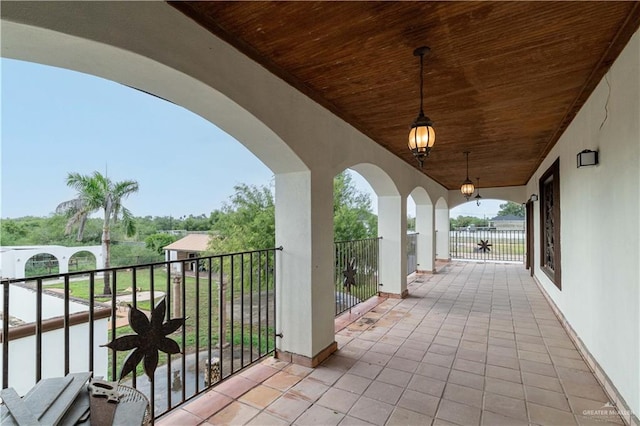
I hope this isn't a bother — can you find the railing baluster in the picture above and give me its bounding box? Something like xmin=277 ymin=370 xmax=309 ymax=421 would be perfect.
xmin=195 ymin=262 xmax=200 ymax=395
xmin=64 ymin=275 xmax=70 ymax=375
xmin=3 ymin=280 xmax=10 ymax=388
xmin=218 ymin=257 xmax=224 ymax=379
xmin=164 ymin=264 xmax=171 ymax=409
xmin=240 ymin=253 xmax=244 ymax=369
xmin=181 ymin=263 xmax=186 ymax=403
xmin=89 ymin=273 xmax=95 ymax=375
xmin=35 ymin=278 xmax=43 ymax=383
xmin=207 ymin=257 xmax=213 ymax=388
xmin=110 ymin=271 xmax=117 ymax=381
xmin=249 ymin=253 xmax=254 ymax=364
xmin=131 ymin=267 xmax=137 ymax=389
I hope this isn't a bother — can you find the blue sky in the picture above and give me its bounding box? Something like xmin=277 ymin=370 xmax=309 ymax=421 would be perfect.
xmin=1 ymin=58 xmax=500 ymax=219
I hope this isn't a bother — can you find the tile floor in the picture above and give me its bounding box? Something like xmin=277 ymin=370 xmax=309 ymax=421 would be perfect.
xmin=157 ymin=261 xmax=624 ymax=426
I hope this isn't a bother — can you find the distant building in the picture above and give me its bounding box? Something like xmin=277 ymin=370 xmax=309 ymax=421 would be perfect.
xmin=489 ymin=215 xmax=525 ymax=230
xmin=163 ymin=233 xmax=212 ymax=273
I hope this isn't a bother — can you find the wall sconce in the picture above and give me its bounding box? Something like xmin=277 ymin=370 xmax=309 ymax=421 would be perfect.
xmin=529 ymin=194 xmax=539 ymax=202
xmin=408 ymin=46 xmax=435 ymax=168
xmin=474 ymin=178 xmax=482 ymax=206
xmin=577 ymin=149 xmax=599 ymax=168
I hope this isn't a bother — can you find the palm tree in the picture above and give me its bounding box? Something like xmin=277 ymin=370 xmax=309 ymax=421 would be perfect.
xmin=57 ymin=171 xmax=139 ymax=295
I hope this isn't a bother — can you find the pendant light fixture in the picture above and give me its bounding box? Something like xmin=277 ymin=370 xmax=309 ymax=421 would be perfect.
xmin=474 ymin=177 xmax=482 ymax=206
xmin=408 ymin=46 xmax=435 ymax=168
xmin=460 ymin=151 xmax=475 ymax=200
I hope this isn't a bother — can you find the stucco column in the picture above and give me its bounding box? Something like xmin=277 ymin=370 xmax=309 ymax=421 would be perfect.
xmin=378 ymin=195 xmax=407 ymax=297
xmin=435 ymin=201 xmax=450 ymax=260
xmin=274 ymin=170 xmax=336 ymax=366
xmin=415 ymin=202 xmax=435 ymax=272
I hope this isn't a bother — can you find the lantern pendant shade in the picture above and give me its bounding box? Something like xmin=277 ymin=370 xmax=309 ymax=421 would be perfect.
xmin=408 ymin=46 xmax=435 ymax=168
xmin=460 ymin=151 xmax=475 ymax=200
xmin=408 ymin=114 xmax=436 ymax=165
xmin=461 ymin=180 xmax=475 ymax=199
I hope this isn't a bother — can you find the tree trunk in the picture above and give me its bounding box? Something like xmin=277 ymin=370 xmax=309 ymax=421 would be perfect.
xmin=102 ymin=200 xmax=112 ymax=295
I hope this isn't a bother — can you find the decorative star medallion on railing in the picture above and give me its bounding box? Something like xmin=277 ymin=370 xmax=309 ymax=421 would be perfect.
xmin=342 ymin=258 xmax=357 ymax=293
xmin=103 ymin=297 xmax=185 ymax=381
xmin=478 ymin=239 xmax=492 ymax=253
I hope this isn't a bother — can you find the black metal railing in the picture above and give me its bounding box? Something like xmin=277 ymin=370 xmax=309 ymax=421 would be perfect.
xmin=450 ymin=229 xmax=525 ymax=262
xmin=407 ymin=233 xmax=418 ymax=275
xmin=0 ymin=247 xmax=280 ymax=420
xmin=334 ymin=238 xmax=380 ymax=316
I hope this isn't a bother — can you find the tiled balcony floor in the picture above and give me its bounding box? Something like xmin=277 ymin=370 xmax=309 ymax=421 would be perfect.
xmin=158 ymin=261 xmax=623 ymax=426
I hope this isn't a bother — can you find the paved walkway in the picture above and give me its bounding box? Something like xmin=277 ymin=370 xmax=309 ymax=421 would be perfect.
xmin=157 ymin=261 xmax=623 ymax=426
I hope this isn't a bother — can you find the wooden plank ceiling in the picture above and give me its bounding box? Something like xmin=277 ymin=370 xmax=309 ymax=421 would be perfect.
xmin=171 ymin=1 xmax=640 ymax=190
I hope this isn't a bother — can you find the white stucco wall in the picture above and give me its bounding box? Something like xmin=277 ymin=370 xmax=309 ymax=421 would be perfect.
xmin=528 ymin=30 xmax=640 ymax=415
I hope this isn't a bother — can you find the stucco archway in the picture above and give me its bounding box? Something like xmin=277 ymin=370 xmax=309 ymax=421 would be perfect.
xmin=409 ymin=187 xmax=435 ymax=272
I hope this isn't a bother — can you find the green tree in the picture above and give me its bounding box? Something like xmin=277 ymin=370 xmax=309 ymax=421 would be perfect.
xmin=56 ymin=171 xmax=139 ymax=295
xmin=145 ymin=233 xmax=178 ymax=254
xmin=209 ymin=183 xmax=276 ymax=253
xmin=333 ymin=172 xmax=377 ymax=241
xmin=208 ymin=172 xmax=378 ymax=254
xmin=497 ymin=201 xmax=525 ymax=217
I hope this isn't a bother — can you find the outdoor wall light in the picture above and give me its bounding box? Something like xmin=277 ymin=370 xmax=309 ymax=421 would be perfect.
xmin=529 ymin=194 xmax=539 ymax=202
xmin=474 ymin=178 xmax=482 ymax=206
xmin=408 ymin=46 xmax=435 ymax=168
xmin=460 ymin=151 xmax=475 ymax=200
xmin=577 ymin=149 xmax=599 ymax=168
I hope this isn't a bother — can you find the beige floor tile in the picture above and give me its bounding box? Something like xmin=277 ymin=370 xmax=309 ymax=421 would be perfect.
xmin=264 ymin=371 xmax=304 ymax=392
xmin=443 ymin=382 xmax=484 ymax=408
xmin=415 ymin=362 xmax=451 ymax=381
xmin=481 ymin=410 xmax=529 ymax=426
xmin=349 ymin=361 xmax=384 ymax=379
xmin=317 ymin=388 xmax=360 ymax=414
xmin=448 ymin=369 xmax=485 ymax=391
xmin=522 ymin=371 xmax=563 ymax=392
xmin=485 ymin=364 xmax=522 ymax=383
xmin=348 ymin=396 xmax=394 ymax=426
xmin=334 ymin=373 xmax=372 ymax=394
xmin=363 ymin=381 xmax=404 ymax=405
xmin=289 ymin=377 xmax=330 ymax=402
xmin=453 ymin=357 xmax=485 ymax=375
xmin=485 ymin=377 xmax=524 ymax=399
xmin=265 ymin=393 xmax=313 ymax=422
xmin=307 ymin=366 xmax=345 ymax=386
xmin=239 ymin=384 xmax=282 ymax=409
xmin=528 ymin=402 xmax=578 ymax=425
xmin=397 ymin=389 xmax=440 ymax=417
xmin=339 ymin=415 xmax=377 ymax=425
xmin=384 ymin=356 xmax=419 ymax=373
xmin=156 ymin=409 xmax=203 ymax=426
xmin=484 ymin=392 xmax=528 ymax=422
xmin=246 ymin=411 xmax=291 ymax=425
xmin=423 ymin=352 xmax=455 ymax=368
xmin=214 ymin=375 xmax=259 ymax=399
xmin=519 ymin=359 xmax=557 ymax=377
xmin=376 ymin=367 xmax=413 ymax=387
xmin=525 ymin=385 xmax=571 ymax=411
xmin=385 ymin=406 xmax=433 ymax=426
xmin=183 ymin=390 xmax=233 ymax=419
xmin=407 ymin=375 xmax=446 ymax=397
xmin=295 ymin=404 xmax=345 ymax=426
xmin=208 ymin=401 xmax=260 ymax=425
xmin=436 ymin=398 xmax=482 ymax=426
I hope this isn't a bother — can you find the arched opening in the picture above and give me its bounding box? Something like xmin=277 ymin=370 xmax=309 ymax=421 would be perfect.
xmin=25 ymin=253 xmax=59 ymax=278
xmin=449 ymin=198 xmax=526 ymax=262
xmin=332 ymin=169 xmax=378 ymax=315
xmin=349 ymin=164 xmax=406 ymax=297
xmin=68 ymin=251 xmax=97 ymax=273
